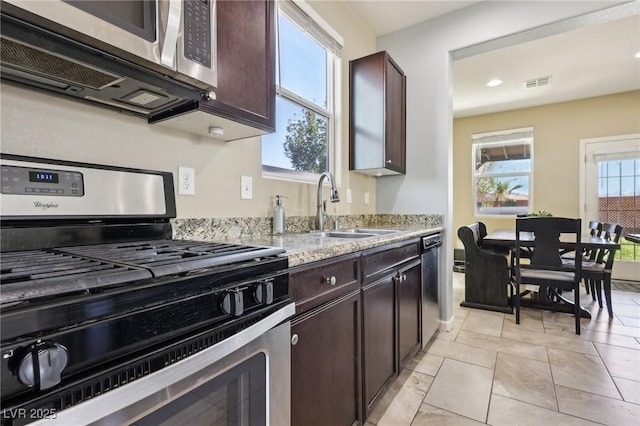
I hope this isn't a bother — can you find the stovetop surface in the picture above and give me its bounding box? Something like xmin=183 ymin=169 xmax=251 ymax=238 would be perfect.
xmin=0 ymin=239 xmax=285 ymax=304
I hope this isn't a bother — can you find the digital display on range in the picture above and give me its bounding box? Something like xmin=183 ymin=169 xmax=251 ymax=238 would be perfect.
xmin=29 ymin=171 xmax=59 ymax=183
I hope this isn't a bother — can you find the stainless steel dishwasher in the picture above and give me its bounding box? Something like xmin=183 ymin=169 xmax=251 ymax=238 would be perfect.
xmin=421 ymin=233 xmax=442 ymax=346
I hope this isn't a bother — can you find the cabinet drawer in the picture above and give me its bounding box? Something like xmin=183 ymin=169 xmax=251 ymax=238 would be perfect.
xmin=290 ymin=254 xmax=360 ymax=314
xmin=362 ymin=239 xmax=420 ymax=283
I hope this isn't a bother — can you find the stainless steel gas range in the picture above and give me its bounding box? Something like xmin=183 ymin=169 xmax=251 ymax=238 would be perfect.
xmin=0 ymin=154 xmax=293 ymax=426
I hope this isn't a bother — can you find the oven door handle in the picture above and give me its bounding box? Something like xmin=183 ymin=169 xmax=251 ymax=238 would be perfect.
xmin=31 ymin=302 xmax=295 ymax=426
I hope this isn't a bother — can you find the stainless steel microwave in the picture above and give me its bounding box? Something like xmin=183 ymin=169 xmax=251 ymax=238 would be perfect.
xmin=3 ymin=0 xmax=217 ymax=90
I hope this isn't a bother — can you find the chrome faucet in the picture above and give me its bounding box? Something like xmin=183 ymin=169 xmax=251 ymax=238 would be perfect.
xmin=315 ymin=172 xmax=340 ymax=230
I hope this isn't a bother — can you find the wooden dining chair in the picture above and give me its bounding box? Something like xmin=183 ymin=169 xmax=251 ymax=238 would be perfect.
xmin=562 ymin=220 xmax=601 ymax=296
xmin=512 ymin=217 xmax=583 ymax=334
xmin=582 ymin=223 xmax=622 ymax=318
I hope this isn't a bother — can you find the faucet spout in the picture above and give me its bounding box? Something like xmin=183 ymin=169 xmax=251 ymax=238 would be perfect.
xmin=315 ymin=172 xmax=340 ymax=230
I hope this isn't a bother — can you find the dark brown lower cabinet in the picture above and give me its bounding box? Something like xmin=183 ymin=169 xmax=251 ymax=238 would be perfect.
xmin=291 ymin=290 xmax=361 ymax=426
xmin=290 ymin=238 xmax=426 ymax=424
xmin=361 ymin=239 xmax=422 ymax=418
xmin=362 ymin=275 xmax=396 ymax=415
xmin=397 ymin=260 xmax=422 ymax=369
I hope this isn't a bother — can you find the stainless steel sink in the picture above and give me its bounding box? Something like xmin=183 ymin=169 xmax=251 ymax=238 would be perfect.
xmin=345 ymin=228 xmax=400 ymax=235
xmin=308 ymin=228 xmax=401 ymax=238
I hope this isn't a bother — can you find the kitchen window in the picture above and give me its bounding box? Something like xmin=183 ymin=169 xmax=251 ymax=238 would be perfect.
xmin=262 ymin=0 xmax=342 ymax=182
xmin=472 ymin=127 xmax=533 ymax=216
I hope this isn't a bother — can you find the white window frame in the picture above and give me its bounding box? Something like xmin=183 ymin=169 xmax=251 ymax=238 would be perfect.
xmin=261 ymin=0 xmax=343 ymax=185
xmin=472 ymin=127 xmax=534 ymax=217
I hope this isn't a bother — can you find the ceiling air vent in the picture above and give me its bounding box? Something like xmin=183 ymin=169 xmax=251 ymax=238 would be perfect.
xmin=523 ymin=76 xmax=552 ymax=89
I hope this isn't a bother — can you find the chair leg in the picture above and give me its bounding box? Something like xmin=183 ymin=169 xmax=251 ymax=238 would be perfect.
xmin=604 ymin=275 xmax=613 ymax=318
xmin=515 ymin=283 xmax=520 ymax=324
xmin=574 ymin=286 xmax=581 ymax=335
xmin=595 ymin=280 xmax=603 ymax=308
xmin=584 ymin=278 xmax=590 ymax=295
xmin=589 ymin=279 xmax=597 ymax=301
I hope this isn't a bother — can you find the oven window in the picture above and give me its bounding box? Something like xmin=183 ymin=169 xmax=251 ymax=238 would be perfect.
xmin=132 ymin=353 xmax=266 ymax=426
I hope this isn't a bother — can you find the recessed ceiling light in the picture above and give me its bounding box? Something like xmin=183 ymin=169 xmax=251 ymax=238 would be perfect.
xmin=635 ymin=51 xmax=640 ymax=59
xmin=486 ymin=79 xmax=503 ymax=87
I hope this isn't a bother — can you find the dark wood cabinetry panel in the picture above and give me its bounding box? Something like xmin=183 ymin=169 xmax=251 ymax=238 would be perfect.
xmin=362 ymin=275 xmax=396 ymax=415
xmin=397 ymin=260 xmax=422 ymax=368
xmin=291 ymin=290 xmax=362 ymax=426
xmin=361 ymin=238 xmax=420 ymax=283
xmin=213 ymin=0 xmax=274 ymax=124
xmin=385 ymin=57 xmax=406 ymax=172
xmin=290 ymin=253 xmax=360 ymax=315
xmin=290 ymin=239 xmax=426 ymax=424
xmin=166 ymin=0 xmax=275 ymax=138
xmin=349 ymin=51 xmax=406 ymax=176
xmin=361 ymin=239 xmax=422 ymax=418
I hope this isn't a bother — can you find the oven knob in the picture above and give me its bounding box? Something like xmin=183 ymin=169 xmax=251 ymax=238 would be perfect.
xmin=254 ymin=280 xmax=274 ymax=305
xmin=16 ymin=341 xmax=69 ymax=391
xmin=221 ymin=289 xmax=244 ymax=317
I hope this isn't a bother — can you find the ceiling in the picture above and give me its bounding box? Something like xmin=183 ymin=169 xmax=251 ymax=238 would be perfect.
xmin=344 ymin=1 xmax=640 ymax=118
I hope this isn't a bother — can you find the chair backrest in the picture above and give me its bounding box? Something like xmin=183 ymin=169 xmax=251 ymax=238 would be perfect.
xmin=515 ymin=217 xmax=582 ymax=272
xmin=588 ymin=220 xmax=602 ymax=237
xmin=596 ymin=222 xmax=623 ymax=268
xmin=457 ymin=222 xmax=487 ymax=252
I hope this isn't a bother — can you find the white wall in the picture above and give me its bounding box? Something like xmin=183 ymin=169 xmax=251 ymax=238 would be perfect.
xmin=374 ymin=0 xmax=631 ymax=325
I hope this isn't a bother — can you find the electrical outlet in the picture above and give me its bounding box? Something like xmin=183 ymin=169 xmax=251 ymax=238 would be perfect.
xmin=240 ymin=176 xmax=253 ymax=199
xmin=178 ymin=167 xmax=195 ymax=196
xmin=346 ymin=188 xmax=352 ymax=204
xmin=364 ymin=192 xmax=369 ymax=205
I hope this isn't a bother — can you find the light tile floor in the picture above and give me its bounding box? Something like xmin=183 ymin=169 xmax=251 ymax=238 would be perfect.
xmin=365 ymin=272 xmax=640 ymax=426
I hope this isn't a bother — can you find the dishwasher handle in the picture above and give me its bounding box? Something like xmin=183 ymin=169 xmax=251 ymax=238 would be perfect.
xmin=422 ymin=234 xmax=442 ymax=250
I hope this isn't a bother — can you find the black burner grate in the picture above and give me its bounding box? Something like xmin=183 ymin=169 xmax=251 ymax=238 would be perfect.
xmin=0 ymin=240 xmax=284 ymax=304
xmin=0 ymin=250 xmax=152 ymax=304
xmin=59 ymin=240 xmax=285 ymax=276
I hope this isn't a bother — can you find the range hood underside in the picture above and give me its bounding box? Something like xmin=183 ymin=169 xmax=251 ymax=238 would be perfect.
xmin=0 ymin=12 xmax=201 ymax=120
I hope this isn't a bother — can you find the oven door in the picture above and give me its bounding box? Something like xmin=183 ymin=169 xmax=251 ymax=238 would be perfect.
xmin=33 ymin=303 xmax=295 ymax=426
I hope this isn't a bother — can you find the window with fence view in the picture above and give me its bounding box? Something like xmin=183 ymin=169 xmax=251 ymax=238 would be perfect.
xmin=598 ymin=157 xmax=640 ymax=262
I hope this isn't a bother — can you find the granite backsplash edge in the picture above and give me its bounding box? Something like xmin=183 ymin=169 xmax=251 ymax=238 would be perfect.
xmin=172 ymin=214 xmax=444 ymax=241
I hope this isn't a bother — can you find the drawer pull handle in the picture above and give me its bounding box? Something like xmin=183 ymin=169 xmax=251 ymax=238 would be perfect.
xmin=291 ymin=334 xmax=299 ymax=346
xmin=324 ymin=276 xmax=337 ymax=286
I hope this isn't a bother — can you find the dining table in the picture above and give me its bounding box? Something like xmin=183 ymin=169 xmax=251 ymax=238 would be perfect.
xmin=482 ymin=229 xmax=621 ymax=319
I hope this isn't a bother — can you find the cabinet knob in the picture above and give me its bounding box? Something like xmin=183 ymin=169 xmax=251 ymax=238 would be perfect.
xmin=386 ymin=159 xmax=392 ymax=164
xmin=324 ymin=276 xmax=337 ymax=286
xmin=291 ymin=334 xmax=299 ymax=346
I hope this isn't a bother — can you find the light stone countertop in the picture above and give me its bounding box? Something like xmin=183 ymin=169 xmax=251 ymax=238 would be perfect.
xmin=179 ymin=226 xmax=444 ymax=267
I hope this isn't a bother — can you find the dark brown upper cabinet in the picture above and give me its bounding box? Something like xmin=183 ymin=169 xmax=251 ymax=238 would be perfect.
xmin=155 ymin=0 xmax=276 ymax=141
xmin=349 ymin=51 xmax=406 ymax=175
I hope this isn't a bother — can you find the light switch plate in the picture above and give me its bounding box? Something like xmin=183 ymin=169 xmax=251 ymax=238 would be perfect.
xmin=241 ymin=176 xmax=253 ymax=199
xmin=178 ymin=167 xmax=195 ymax=196
xmin=346 ymin=188 xmax=352 ymax=204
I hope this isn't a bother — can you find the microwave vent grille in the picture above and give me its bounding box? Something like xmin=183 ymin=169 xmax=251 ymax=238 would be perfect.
xmin=0 ymin=37 xmax=123 ymax=90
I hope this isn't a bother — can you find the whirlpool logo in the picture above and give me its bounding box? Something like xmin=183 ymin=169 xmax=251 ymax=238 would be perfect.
xmin=33 ymin=201 xmax=59 ymax=210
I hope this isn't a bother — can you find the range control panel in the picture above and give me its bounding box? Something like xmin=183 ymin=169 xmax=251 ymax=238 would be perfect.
xmin=1 ymin=165 xmax=84 ymax=197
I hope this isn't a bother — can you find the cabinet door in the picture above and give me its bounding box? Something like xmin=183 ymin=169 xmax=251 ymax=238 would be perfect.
xmin=397 ymin=260 xmax=421 ymax=368
xmin=384 ymin=56 xmax=406 ymax=173
xmin=291 ymin=291 xmax=361 ymax=426
xmin=362 ymin=274 xmax=396 ymax=416
xmin=202 ymin=0 xmax=276 ymax=131
xmin=349 ymin=51 xmax=406 ymax=176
